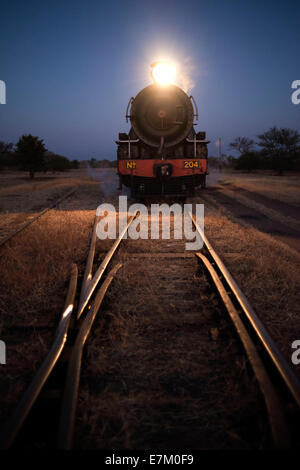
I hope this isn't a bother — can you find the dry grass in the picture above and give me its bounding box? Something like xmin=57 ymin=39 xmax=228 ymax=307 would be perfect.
xmin=0 ymin=178 xmax=101 ymax=422
xmin=0 ymin=210 xmax=94 ymax=327
xmin=213 ymin=170 xmax=300 ymax=206
xmin=0 ymin=170 xmax=95 ymax=240
xmin=1 ymin=168 xmax=298 ymax=447
xmin=0 ymin=170 xmax=89 ymax=197
xmin=0 ymin=209 xmax=95 ymax=421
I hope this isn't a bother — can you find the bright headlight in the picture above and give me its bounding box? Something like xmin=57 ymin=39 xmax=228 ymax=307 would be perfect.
xmin=151 ymin=62 xmax=175 ymax=85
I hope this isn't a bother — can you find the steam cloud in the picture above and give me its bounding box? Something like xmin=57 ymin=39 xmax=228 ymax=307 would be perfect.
xmin=178 ymin=58 xmax=196 ymax=93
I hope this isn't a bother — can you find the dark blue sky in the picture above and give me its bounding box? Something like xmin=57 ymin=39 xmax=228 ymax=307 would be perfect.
xmin=0 ymin=0 xmax=299 ymax=159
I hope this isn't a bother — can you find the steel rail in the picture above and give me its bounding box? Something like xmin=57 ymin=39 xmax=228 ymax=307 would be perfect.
xmin=0 ymin=187 xmax=77 ymax=248
xmin=189 ymin=212 xmax=300 ymax=409
xmin=196 ymin=252 xmax=289 ymax=448
xmin=57 ymin=262 xmax=122 ymax=449
xmin=77 ymin=214 xmax=135 ymax=319
xmin=79 ymin=215 xmax=100 ymax=307
xmin=0 ymin=263 xmax=78 ymax=449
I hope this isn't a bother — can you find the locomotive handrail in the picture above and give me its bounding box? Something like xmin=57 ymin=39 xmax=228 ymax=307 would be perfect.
xmin=186 ymin=138 xmax=210 ymax=143
xmin=186 ymin=136 xmax=210 ymax=157
xmin=158 ymin=136 xmax=164 ymax=156
xmin=116 ymin=138 xmax=139 ymax=159
xmin=189 ymin=95 xmax=199 ymax=121
xmin=125 ymin=97 xmax=134 ymax=122
xmin=115 ymin=139 xmax=140 ymax=143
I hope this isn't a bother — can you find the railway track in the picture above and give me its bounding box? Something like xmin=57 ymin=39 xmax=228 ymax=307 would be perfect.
xmin=0 ymin=213 xmax=135 ymax=449
xmin=189 ymin=212 xmax=300 ymax=448
xmin=1 ymin=209 xmax=300 ymax=449
xmin=0 ymin=187 xmax=78 ymax=248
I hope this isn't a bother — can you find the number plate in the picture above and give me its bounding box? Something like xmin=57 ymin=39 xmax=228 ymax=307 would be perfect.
xmin=126 ymin=160 xmax=136 ymax=169
xmin=183 ymin=160 xmax=199 ymax=169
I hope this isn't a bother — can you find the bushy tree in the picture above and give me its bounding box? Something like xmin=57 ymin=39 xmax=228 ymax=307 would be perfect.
xmin=257 ymin=127 xmax=300 ymax=174
xmin=89 ymin=157 xmax=98 ymax=168
xmin=0 ymin=141 xmax=14 ymax=169
xmin=257 ymin=126 xmax=300 ymax=156
xmin=45 ymin=153 xmax=71 ymax=172
xmin=71 ymin=159 xmax=79 ymax=169
xmin=235 ymin=152 xmax=264 ymax=172
xmin=15 ymin=134 xmax=46 ymax=178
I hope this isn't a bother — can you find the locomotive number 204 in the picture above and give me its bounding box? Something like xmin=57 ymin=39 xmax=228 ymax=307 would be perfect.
xmin=183 ymin=160 xmax=199 ymax=169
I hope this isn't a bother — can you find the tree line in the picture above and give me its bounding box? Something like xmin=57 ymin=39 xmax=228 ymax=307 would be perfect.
xmin=0 ymin=134 xmax=79 ymax=178
xmin=88 ymin=157 xmax=117 ymax=168
xmin=2 ymin=127 xmax=299 ymax=178
xmin=228 ymin=126 xmax=300 ymax=173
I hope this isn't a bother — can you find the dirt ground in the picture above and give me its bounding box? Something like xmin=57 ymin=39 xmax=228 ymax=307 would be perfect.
xmin=205 ymin=170 xmax=300 ymax=252
xmin=0 ymin=168 xmax=299 ymax=449
xmin=211 ymin=170 xmax=300 ymax=206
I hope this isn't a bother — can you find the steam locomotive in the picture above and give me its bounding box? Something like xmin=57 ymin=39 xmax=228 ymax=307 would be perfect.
xmin=117 ymin=67 xmax=209 ymax=197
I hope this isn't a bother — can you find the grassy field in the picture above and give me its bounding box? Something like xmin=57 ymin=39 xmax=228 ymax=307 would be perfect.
xmin=0 ymin=169 xmax=94 ymax=240
xmin=0 ymin=171 xmax=101 ymax=422
xmin=0 ymin=168 xmax=299 ymax=447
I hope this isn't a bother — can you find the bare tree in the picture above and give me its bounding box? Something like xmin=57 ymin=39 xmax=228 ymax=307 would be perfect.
xmin=229 ymin=137 xmax=254 ymax=155
xmin=0 ymin=141 xmax=13 ymax=155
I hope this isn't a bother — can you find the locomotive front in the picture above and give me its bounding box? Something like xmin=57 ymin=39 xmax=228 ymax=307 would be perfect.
xmin=117 ymin=63 xmax=209 ymax=197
